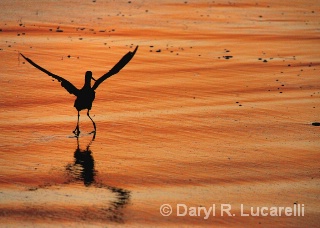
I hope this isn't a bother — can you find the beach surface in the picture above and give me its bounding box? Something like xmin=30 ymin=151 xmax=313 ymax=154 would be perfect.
xmin=0 ymin=0 xmax=319 ymax=227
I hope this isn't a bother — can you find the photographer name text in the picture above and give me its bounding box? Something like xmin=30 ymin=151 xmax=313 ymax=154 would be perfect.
xmin=160 ymin=203 xmax=304 ymax=219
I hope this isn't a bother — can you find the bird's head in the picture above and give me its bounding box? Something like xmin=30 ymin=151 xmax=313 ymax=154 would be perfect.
xmin=85 ymin=71 xmax=96 ymax=81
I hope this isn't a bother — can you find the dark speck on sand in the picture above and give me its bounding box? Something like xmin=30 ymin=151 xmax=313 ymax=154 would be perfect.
xmin=223 ymin=56 xmax=233 ymax=59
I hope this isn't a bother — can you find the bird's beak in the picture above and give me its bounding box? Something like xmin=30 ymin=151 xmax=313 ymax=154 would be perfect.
xmin=91 ymin=77 xmax=96 ymax=81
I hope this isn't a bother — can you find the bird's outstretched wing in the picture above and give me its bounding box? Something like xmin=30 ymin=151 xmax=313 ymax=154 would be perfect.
xmin=20 ymin=53 xmax=79 ymax=96
xmin=92 ymin=45 xmax=138 ymax=91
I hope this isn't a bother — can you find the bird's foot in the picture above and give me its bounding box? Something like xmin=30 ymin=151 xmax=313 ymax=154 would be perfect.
xmin=73 ymin=129 xmax=80 ymax=137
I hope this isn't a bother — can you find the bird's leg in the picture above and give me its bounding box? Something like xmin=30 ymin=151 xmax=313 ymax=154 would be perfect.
xmin=73 ymin=111 xmax=80 ymax=136
xmin=87 ymin=110 xmax=96 ymax=135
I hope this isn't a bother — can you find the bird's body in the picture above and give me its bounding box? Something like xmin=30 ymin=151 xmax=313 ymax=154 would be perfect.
xmin=74 ymin=72 xmax=96 ymax=111
xmin=21 ymin=46 xmax=138 ymax=137
xmin=74 ymin=87 xmax=95 ymax=111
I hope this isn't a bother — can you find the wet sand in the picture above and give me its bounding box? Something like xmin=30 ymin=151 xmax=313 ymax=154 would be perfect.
xmin=0 ymin=0 xmax=319 ymax=227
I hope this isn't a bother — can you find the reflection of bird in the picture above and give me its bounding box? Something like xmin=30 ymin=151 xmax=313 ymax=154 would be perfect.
xmin=67 ymin=136 xmax=96 ymax=186
xmin=21 ymin=46 xmax=138 ymax=136
xmin=65 ymin=136 xmax=131 ymax=222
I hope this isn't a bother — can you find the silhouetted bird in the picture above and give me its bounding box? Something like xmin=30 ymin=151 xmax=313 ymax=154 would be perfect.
xmin=21 ymin=46 xmax=138 ymax=136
